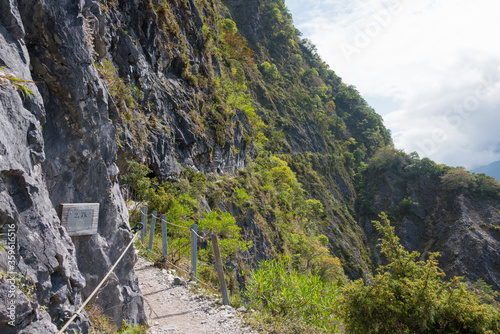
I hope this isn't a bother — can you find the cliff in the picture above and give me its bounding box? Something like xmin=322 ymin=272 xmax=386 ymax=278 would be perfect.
xmin=357 ymin=150 xmax=500 ymax=294
xmin=0 ymin=0 xmax=146 ymax=332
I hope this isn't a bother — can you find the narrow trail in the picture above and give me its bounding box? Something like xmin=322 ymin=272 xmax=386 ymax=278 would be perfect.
xmin=134 ymin=257 xmax=258 ymax=334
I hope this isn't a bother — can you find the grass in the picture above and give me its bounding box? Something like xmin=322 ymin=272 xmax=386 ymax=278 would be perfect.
xmin=244 ymin=257 xmax=342 ymax=334
xmin=86 ymin=303 xmax=149 ymax=334
xmin=0 ymin=66 xmax=34 ymax=98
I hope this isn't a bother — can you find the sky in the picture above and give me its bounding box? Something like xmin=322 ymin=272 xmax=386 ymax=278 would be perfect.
xmin=285 ymin=0 xmax=500 ymax=169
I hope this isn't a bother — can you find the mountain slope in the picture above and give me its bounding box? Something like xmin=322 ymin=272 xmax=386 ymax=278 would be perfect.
xmin=473 ymin=160 xmax=500 ymax=181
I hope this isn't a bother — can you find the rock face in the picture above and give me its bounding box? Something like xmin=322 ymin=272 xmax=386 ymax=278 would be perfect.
xmin=359 ymin=164 xmax=500 ymax=296
xmin=0 ymin=0 xmax=145 ymax=332
xmin=84 ymin=0 xmax=253 ymax=179
xmin=225 ymin=0 xmax=263 ymax=41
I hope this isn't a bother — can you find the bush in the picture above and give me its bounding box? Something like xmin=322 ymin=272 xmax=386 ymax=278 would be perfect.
xmin=441 ymin=167 xmax=474 ymax=193
xmin=222 ymin=18 xmax=237 ymax=33
xmin=338 ymin=213 xmax=500 ymax=334
xmin=258 ymin=61 xmax=279 ymax=79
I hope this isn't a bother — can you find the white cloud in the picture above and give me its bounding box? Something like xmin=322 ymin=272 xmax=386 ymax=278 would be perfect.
xmin=287 ymin=0 xmax=500 ymax=168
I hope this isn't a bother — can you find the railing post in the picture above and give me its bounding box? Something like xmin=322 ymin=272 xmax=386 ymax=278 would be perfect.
xmin=147 ymin=211 xmax=157 ymax=253
xmin=140 ymin=205 xmax=147 ymax=242
xmin=211 ymin=234 xmax=229 ymax=305
xmin=191 ymin=224 xmax=197 ymax=279
xmin=161 ymin=214 xmax=167 ymax=257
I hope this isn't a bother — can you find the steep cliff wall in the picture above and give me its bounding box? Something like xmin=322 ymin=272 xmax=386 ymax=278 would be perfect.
xmin=88 ymin=0 xmax=254 ymax=178
xmin=0 ymin=5 xmax=86 ymax=332
xmin=357 ymin=150 xmax=500 ymax=295
xmin=0 ymin=0 xmax=145 ymax=332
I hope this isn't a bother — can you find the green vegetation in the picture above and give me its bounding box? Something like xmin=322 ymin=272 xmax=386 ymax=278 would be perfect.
xmin=242 ymin=213 xmax=500 ymax=334
xmin=96 ymin=59 xmax=148 ymax=148
xmin=442 ymin=167 xmax=500 ymax=197
xmin=339 ymin=213 xmax=500 ymax=333
xmin=0 ymin=66 xmax=34 ymax=98
xmin=246 ymin=257 xmax=342 ymax=333
xmin=0 ymin=271 xmax=36 ymax=301
xmin=356 ymin=148 xmax=500 ymax=223
xmin=86 ymin=303 xmax=148 ymax=334
xmin=97 ymin=59 xmax=141 ymax=111
xmin=122 ymin=155 xmax=346 ymax=302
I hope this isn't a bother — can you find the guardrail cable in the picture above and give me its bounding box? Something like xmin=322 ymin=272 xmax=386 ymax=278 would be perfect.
xmin=56 ymin=223 xmax=143 ymax=334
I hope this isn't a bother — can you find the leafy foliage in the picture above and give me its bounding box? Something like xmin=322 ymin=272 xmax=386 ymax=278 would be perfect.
xmin=198 ymin=211 xmax=250 ymax=260
xmin=442 ymin=167 xmax=500 ymax=198
xmin=339 ymin=213 xmax=500 ymax=334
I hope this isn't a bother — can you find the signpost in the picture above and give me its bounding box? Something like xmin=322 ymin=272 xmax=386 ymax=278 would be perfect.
xmin=59 ymin=203 xmax=99 ymax=236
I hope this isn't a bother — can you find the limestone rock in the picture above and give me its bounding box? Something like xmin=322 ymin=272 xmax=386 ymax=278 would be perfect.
xmin=0 ymin=0 xmax=145 ymax=332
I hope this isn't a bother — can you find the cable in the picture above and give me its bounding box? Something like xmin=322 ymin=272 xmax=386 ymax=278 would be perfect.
xmin=57 ymin=229 xmax=141 ymax=334
xmin=147 ymin=213 xmax=208 ymax=240
xmin=136 ymin=239 xmax=219 ymax=293
xmin=149 ymin=213 xmax=190 ymax=229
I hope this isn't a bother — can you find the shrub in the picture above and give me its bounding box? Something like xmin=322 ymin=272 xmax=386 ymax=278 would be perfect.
xmin=121 ymin=161 xmax=155 ymax=201
xmin=441 ymin=167 xmax=474 ymax=193
xmin=198 ymin=211 xmax=251 ymax=260
xmin=258 ymin=61 xmax=278 ymax=79
xmin=338 ymin=213 xmax=500 ymax=334
xmin=222 ymin=19 xmax=237 ymax=33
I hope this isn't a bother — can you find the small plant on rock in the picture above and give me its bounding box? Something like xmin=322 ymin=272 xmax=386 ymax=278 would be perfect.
xmin=0 ymin=66 xmax=34 ymax=98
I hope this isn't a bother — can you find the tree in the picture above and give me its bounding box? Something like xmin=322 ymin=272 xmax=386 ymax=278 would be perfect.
xmin=441 ymin=167 xmax=474 ymax=193
xmin=258 ymin=61 xmax=279 ymax=79
xmin=222 ymin=18 xmax=237 ymax=33
xmin=339 ymin=213 xmax=500 ymax=334
xmin=473 ymin=173 xmax=500 ymax=198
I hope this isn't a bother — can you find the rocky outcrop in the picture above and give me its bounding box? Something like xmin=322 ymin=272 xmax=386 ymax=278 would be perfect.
xmin=0 ymin=2 xmax=86 ymax=331
xmin=225 ymin=0 xmax=263 ymax=41
xmin=83 ymin=0 xmax=254 ymax=180
xmin=358 ymin=165 xmax=500 ymax=297
xmin=429 ymin=195 xmax=500 ymax=293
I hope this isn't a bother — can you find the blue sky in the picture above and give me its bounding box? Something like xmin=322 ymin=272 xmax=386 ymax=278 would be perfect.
xmin=286 ymin=0 xmax=500 ymax=169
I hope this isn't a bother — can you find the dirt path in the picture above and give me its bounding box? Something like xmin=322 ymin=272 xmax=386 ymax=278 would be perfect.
xmin=134 ymin=257 xmax=258 ymax=334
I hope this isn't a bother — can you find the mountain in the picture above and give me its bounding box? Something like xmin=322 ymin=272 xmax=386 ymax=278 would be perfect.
xmin=0 ymin=0 xmax=499 ymax=332
xmin=472 ymin=160 xmax=500 ymax=181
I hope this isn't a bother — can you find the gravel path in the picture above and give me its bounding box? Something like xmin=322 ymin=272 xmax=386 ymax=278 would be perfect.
xmin=134 ymin=257 xmax=258 ymax=334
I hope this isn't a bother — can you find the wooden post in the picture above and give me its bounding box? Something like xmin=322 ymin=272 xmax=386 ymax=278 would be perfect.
xmin=140 ymin=205 xmax=147 ymax=242
xmin=191 ymin=224 xmax=197 ymax=279
xmin=211 ymin=234 xmax=229 ymax=305
xmin=148 ymin=211 xmax=157 ymax=252
xmin=161 ymin=214 xmax=167 ymax=257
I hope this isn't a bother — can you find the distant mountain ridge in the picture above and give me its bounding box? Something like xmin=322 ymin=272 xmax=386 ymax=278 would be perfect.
xmin=472 ymin=160 xmax=500 ymax=181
